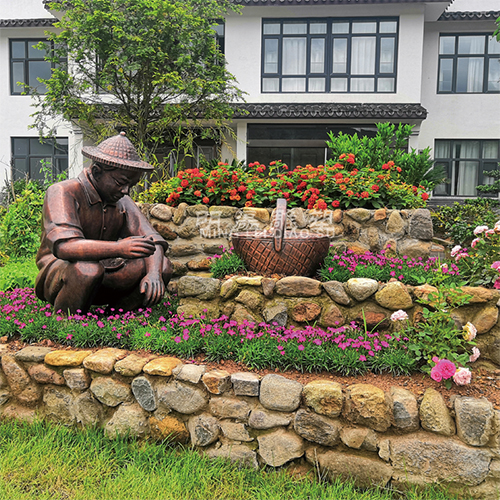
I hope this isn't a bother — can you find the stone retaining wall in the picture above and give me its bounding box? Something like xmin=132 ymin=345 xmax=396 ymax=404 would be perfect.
xmin=0 ymin=346 xmax=498 ymax=499
xmin=172 ymin=276 xmax=500 ymax=369
xmin=138 ymin=203 xmax=440 ymax=275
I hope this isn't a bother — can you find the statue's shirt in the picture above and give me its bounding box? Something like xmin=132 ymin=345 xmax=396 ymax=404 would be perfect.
xmin=35 ymin=169 xmax=166 ymax=303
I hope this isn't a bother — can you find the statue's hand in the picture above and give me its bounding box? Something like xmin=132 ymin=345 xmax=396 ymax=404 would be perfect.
xmin=140 ymin=272 xmax=165 ymax=307
xmin=118 ymin=236 xmax=156 ymax=259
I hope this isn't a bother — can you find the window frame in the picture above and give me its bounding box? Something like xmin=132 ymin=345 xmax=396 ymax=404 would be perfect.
xmin=437 ymin=33 xmax=500 ymax=94
xmin=11 ymin=137 xmax=69 ymax=182
xmin=9 ymin=38 xmax=57 ymax=95
xmin=261 ymin=17 xmax=399 ymax=94
xmin=433 ymin=139 xmax=500 ymax=197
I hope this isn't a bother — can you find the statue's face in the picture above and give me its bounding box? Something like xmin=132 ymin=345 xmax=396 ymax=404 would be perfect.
xmin=93 ymin=165 xmax=142 ymax=204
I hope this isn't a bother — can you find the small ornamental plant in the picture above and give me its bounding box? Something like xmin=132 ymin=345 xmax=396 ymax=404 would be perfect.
xmin=140 ymin=155 xmax=429 ymax=211
xmin=208 ymin=246 xmax=246 ymax=279
xmin=450 ymin=221 xmax=500 ymax=287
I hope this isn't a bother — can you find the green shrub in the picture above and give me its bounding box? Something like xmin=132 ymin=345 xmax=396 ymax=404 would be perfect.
xmin=0 ymin=258 xmax=39 ymax=290
xmin=209 ymin=247 xmax=246 ymax=278
xmin=432 ymin=198 xmax=499 ymax=246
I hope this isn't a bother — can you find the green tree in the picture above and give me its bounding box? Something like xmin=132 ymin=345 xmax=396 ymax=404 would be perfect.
xmin=33 ymin=0 xmax=245 ymax=167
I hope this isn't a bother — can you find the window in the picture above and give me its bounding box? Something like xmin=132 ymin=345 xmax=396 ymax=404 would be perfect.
xmin=433 ymin=139 xmax=500 ymax=197
xmin=10 ymin=39 xmax=57 ymax=95
xmin=438 ymin=34 xmax=500 ymax=93
xmin=262 ymin=18 xmax=398 ymax=93
xmin=11 ymin=137 xmax=68 ymax=181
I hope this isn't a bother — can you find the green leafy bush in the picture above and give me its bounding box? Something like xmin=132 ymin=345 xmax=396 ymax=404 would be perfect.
xmin=0 ymin=258 xmax=38 ymax=290
xmin=432 ymin=198 xmax=499 ymax=246
xmin=209 ymin=247 xmax=246 ymax=278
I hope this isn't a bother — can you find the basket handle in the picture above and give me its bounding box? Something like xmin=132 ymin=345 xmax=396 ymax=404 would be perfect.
xmin=273 ymin=198 xmax=287 ymax=252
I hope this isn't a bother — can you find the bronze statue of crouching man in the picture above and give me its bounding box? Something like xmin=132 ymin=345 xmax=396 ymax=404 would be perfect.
xmin=35 ymin=132 xmax=172 ymax=314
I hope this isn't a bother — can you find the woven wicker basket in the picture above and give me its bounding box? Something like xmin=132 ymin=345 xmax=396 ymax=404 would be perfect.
xmin=231 ymin=199 xmax=330 ymax=277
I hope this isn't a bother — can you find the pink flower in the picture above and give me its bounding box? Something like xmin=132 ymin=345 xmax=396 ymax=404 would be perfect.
xmin=174 ymin=336 xmax=181 ymax=343
xmin=182 ymin=331 xmax=189 ymax=341
xmin=471 ymin=238 xmax=480 ymax=248
xmin=453 ymin=367 xmax=472 ymax=386
xmin=462 ymin=322 xmax=477 ymax=342
xmin=469 ymin=347 xmax=480 ymax=363
xmin=491 ymin=261 xmax=500 ymax=271
xmin=144 ymin=332 xmax=151 ymax=337
xmin=450 ymin=245 xmax=461 ymax=257
xmin=66 ymin=334 xmax=73 ymax=340
xmin=298 ymin=344 xmax=305 ymax=351
xmin=117 ymin=333 xmax=122 ymax=339
xmin=494 ymin=278 xmax=500 ymax=290
xmin=473 ymin=225 xmax=489 ymax=235
xmin=432 ymin=359 xmax=456 ymax=381
xmin=390 ymin=310 xmax=408 ymax=322
xmin=359 ymin=355 xmax=367 ymax=362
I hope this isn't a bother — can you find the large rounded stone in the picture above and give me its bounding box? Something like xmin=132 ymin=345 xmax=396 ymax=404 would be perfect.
xmin=157 ymin=380 xmax=208 ymax=414
xmin=209 ymin=206 xmax=238 ymax=218
xmin=322 ymin=281 xmax=351 ymax=306
xmin=248 ymin=408 xmax=293 ymax=429
xmin=83 ymin=348 xmax=127 ymax=374
xmin=173 ymin=364 xmax=206 ymax=385
xmin=202 ymin=370 xmax=231 ymax=395
xmin=45 ymin=350 xmax=92 ymax=367
xmin=177 ymin=219 xmax=200 ymax=239
xmin=150 ymin=204 xmax=172 ymax=222
xmin=294 ymin=409 xmax=341 ymax=447
xmin=305 ymin=448 xmax=392 ymax=489
xmin=390 ymin=387 xmax=419 ymax=433
xmin=419 ymin=388 xmax=455 ymax=436
xmin=177 ymin=276 xmax=220 ymax=300
xmin=384 ymin=433 xmax=491 ymax=487
xmin=131 ymin=376 xmax=157 ymax=411
xmin=320 ymin=304 xmax=345 ymax=327
xmin=15 ymin=346 xmax=53 ymax=363
xmin=90 ymin=377 xmax=132 ymax=407
xmin=114 ymin=354 xmax=157 ymax=377
xmin=386 ymin=211 xmax=405 ymax=235
xmin=257 ymin=429 xmax=305 ymax=467
xmin=151 ymin=220 xmax=177 ymax=240
xmin=220 ymin=421 xmax=253 ymax=442
xmin=455 ymin=397 xmax=495 ymax=446
xmin=235 ymin=290 xmax=264 ymax=310
xmin=343 ymin=384 xmax=391 ymax=432
xmin=275 ymin=277 xmax=322 ymax=297
xmin=231 ymin=372 xmax=260 ymax=397
xmin=63 ymin=368 xmax=91 ymax=391
xmin=143 ymin=357 xmax=182 ymax=376
xmin=345 ymin=278 xmax=379 ymax=301
xmin=206 ymin=444 xmax=258 ymax=470
xmin=291 ymin=302 xmax=321 ymax=323
xmin=346 ymin=208 xmax=371 ymax=223
xmin=220 ymin=279 xmax=239 ymax=300
xmin=172 ymin=202 xmax=188 ymax=225
xmin=473 ymin=306 xmax=499 ymax=334
xmin=340 ymin=427 xmax=378 ymax=451
xmin=209 ymin=397 xmax=251 ymax=421
xmin=408 ymin=209 xmax=433 ymax=241
xmin=72 ymin=391 xmax=103 ymax=426
xmin=375 ymin=282 xmax=413 ymax=310
xmin=43 ymin=386 xmax=75 ymax=424
xmin=1 ymin=354 xmax=41 ymax=405
xmin=262 ymin=303 xmax=288 ymax=327
xmin=259 ymin=374 xmax=302 ymax=412
xmin=230 ymin=304 xmax=258 ymax=324
xmin=460 ymin=286 xmax=499 ymax=304
xmin=28 ymin=364 xmax=65 ymax=385
xmin=188 ymin=413 xmax=220 ymax=447
xmin=105 ymin=403 xmax=150 ymax=439
xmin=303 ymin=380 xmax=343 ymax=417
xmin=149 ymin=414 xmax=189 ymax=443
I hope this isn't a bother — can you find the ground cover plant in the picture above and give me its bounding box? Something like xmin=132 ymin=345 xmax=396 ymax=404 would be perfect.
xmin=0 ymin=419 xmax=471 ymax=500
xmin=139 ymin=124 xmax=433 ymax=210
xmin=318 ymin=249 xmax=462 ymax=287
xmin=0 ymin=287 xmax=478 ymax=383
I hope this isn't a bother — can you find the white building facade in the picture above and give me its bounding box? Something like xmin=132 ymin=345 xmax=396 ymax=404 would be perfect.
xmin=0 ymin=0 xmax=499 ymax=201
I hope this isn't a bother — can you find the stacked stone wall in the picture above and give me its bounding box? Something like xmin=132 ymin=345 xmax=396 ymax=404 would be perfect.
xmin=0 ymin=346 xmax=498 ymax=499
xmin=138 ymin=203 xmax=440 ymax=275
xmin=172 ymin=276 xmax=500 ymax=369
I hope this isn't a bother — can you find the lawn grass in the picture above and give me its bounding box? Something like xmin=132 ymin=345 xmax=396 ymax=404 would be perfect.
xmin=0 ymin=419 xmax=470 ymax=500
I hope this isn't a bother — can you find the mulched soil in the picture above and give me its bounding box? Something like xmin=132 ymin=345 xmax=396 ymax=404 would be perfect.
xmin=3 ymin=337 xmax=500 ymax=410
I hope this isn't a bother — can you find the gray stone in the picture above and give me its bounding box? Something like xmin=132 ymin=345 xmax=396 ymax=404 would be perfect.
xmin=294 ymin=409 xmax=341 ymax=447
xmin=419 ymin=388 xmax=455 ymax=436
xmin=83 ymin=348 xmax=126 ymax=375
xmin=14 ymin=346 xmax=53 ymax=363
xmin=375 ymin=282 xmax=413 ymax=310
xmin=260 ymin=374 xmax=302 ymax=412
xmin=186 ymin=204 xmax=209 ymax=217
xmin=408 ymin=209 xmax=433 ymax=241
xmin=387 ymin=433 xmax=492 ymax=486
xmin=220 ymin=421 xmax=253 ymax=442
xmin=262 ymin=303 xmax=288 ymax=327
xmin=105 ymin=403 xmax=150 ymax=439
xmin=0 ymin=370 xmax=8 ymax=389
xmin=202 ymin=370 xmax=232 ymax=395
xmin=257 ymin=429 xmax=305 ymax=467
xmin=346 ymin=208 xmax=372 ymax=223
xmin=157 ymin=380 xmax=208 ymax=414
xmin=386 ymin=211 xmax=405 ymax=235
xmin=173 ymin=364 xmax=206 ymax=385
xmin=340 ymin=427 xmax=378 ymax=451
xmin=188 ymin=413 xmax=220 ymax=447
xmin=63 ymin=368 xmax=91 ymax=391
xmin=177 ymin=276 xmax=221 ymax=300
xmin=0 ymin=389 xmax=10 ymax=407
xmin=206 ymin=444 xmax=258 ymax=469
xmin=220 ymin=279 xmax=239 ymax=300
xmin=322 ymin=281 xmax=352 ymax=306
xmin=288 ymin=207 xmax=307 ymax=229
xmin=28 ymin=364 xmax=65 ymax=385
xmin=90 ymin=377 xmax=132 ymax=407
xmin=231 ymin=372 xmax=260 ymax=397
xmin=303 ymin=380 xmax=343 ymax=418
xmin=455 ymin=397 xmax=495 ymax=446
xmin=209 ymin=206 xmax=238 ymax=218
xmin=43 ymin=386 xmax=75 ymax=424
xmin=150 ymin=204 xmax=172 ymax=222
xmin=151 ymin=220 xmax=177 ymax=240
xmin=305 ymin=448 xmax=392 ymax=489
xmin=131 ymin=376 xmax=157 ymax=412
xmin=275 ymin=277 xmax=322 ymax=297
xmin=261 ymin=278 xmax=276 ymax=297
xmin=114 ymin=354 xmax=156 ymax=377
xmin=345 ymin=278 xmax=379 ymax=301
xmin=176 ymin=219 xmax=200 ymax=239
xmin=199 ymin=219 xmax=233 ymax=238
xmin=248 ymin=408 xmax=293 ymax=429
xmin=230 ymin=304 xmax=258 ymax=325
xmin=1 ymin=354 xmax=41 ymax=405
xmin=169 ymin=243 xmax=200 ymax=257
xmin=390 ymin=387 xmax=419 ymax=433
xmin=209 ymin=397 xmax=251 ymax=421
xmin=72 ymin=391 xmax=103 ymax=426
